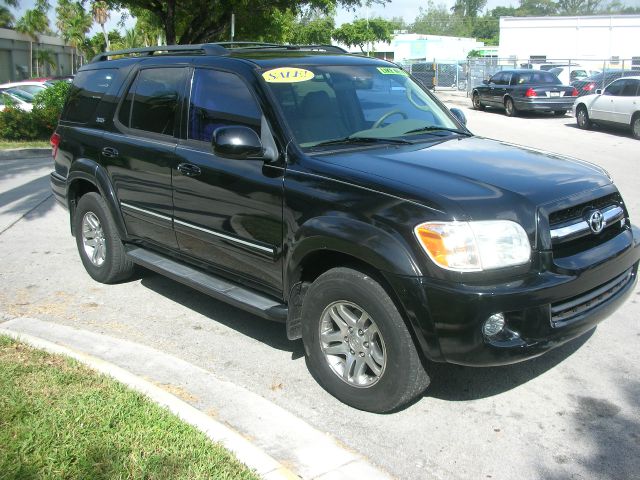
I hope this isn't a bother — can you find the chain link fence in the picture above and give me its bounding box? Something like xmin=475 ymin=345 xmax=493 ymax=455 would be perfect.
xmin=400 ymin=57 xmax=640 ymax=96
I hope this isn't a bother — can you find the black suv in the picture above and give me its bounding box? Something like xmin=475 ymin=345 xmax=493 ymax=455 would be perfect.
xmin=50 ymin=43 xmax=640 ymax=413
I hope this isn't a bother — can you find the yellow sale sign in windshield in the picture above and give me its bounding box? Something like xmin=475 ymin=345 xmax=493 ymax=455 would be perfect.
xmin=262 ymin=67 xmax=315 ymax=83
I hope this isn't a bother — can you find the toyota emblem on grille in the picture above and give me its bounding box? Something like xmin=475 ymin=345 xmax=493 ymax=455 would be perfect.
xmin=587 ymin=210 xmax=604 ymax=234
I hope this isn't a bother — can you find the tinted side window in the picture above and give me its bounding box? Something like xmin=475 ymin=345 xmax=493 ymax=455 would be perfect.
xmin=491 ymin=73 xmax=505 ymax=85
xmin=188 ymin=69 xmax=261 ymax=143
xmin=120 ymin=68 xmax=184 ymax=136
xmin=63 ymin=69 xmax=117 ymax=123
xmin=605 ymin=81 xmax=624 ymax=96
xmin=621 ymin=79 xmax=640 ymax=96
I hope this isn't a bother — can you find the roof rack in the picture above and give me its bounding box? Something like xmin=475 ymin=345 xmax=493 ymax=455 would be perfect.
xmin=90 ymin=43 xmax=228 ymax=62
xmin=90 ymin=42 xmax=348 ymax=63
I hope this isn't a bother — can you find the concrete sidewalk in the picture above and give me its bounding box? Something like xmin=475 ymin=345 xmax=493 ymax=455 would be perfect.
xmin=0 ymin=316 xmax=394 ymax=480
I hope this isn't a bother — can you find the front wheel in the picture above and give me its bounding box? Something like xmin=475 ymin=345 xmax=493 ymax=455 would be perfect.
xmin=472 ymin=92 xmax=484 ymax=110
xmin=576 ymin=105 xmax=592 ymax=130
xmin=504 ymin=97 xmax=517 ymax=117
xmin=73 ymin=192 xmax=135 ymax=284
xmin=301 ymin=267 xmax=430 ymax=413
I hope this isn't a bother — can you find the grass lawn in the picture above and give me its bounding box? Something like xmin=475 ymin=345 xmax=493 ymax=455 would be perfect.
xmin=0 ymin=336 xmax=259 ymax=480
xmin=0 ymin=140 xmax=50 ymax=150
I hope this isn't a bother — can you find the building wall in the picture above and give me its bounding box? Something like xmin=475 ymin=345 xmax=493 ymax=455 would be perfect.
xmin=499 ymin=15 xmax=640 ymax=65
xmin=0 ymin=28 xmax=77 ymax=83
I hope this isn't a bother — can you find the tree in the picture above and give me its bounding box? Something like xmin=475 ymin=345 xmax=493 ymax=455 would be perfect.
xmin=106 ymin=0 xmax=372 ymax=45
xmin=15 ymin=1 xmax=50 ymax=77
xmin=412 ymin=2 xmax=467 ymax=37
xmin=451 ymin=0 xmax=487 ymax=18
xmin=0 ymin=5 xmax=14 ymax=27
xmin=332 ymin=17 xmax=393 ymax=54
xmin=56 ymin=0 xmax=92 ymax=72
xmin=34 ymin=49 xmax=56 ymax=76
xmin=92 ymin=1 xmax=110 ymax=50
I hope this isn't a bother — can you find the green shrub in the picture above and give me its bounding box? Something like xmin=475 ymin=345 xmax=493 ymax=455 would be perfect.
xmin=0 ymin=105 xmax=42 ymax=140
xmin=32 ymin=81 xmax=72 ymax=134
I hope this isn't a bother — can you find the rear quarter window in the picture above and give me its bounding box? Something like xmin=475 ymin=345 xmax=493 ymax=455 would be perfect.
xmin=62 ymin=69 xmax=117 ymax=124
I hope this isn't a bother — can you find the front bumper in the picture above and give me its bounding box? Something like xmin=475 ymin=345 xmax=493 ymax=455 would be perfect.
xmin=386 ymin=226 xmax=640 ymax=367
xmin=514 ymin=97 xmax=575 ymax=112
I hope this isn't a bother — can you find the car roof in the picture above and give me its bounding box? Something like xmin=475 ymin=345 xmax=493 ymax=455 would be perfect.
xmin=496 ymin=69 xmax=559 ymax=74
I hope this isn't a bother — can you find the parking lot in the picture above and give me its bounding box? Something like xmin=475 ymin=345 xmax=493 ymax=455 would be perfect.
xmin=1 ymin=103 xmax=639 ymax=479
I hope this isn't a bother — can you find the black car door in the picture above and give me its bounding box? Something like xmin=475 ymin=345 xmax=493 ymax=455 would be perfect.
xmin=172 ymin=67 xmax=284 ymax=296
xmin=103 ymin=65 xmax=188 ymax=249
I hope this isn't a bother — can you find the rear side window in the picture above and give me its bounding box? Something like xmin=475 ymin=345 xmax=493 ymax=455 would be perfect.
xmin=63 ymin=69 xmax=117 ymax=123
xmin=118 ymin=68 xmax=185 ymax=136
xmin=512 ymin=72 xmax=560 ymax=85
xmin=621 ymin=79 xmax=640 ymax=96
xmin=187 ymin=69 xmax=261 ymax=142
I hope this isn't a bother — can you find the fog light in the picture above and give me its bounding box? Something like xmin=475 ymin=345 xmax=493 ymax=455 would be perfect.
xmin=483 ymin=313 xmax=505 ymax=337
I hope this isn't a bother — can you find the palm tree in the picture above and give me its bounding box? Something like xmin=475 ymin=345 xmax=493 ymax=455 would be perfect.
xmin=0 ymin=5 xmax=14 ymax=28
xmin=92 ymin=1 xmax=110 ymax=51
xmin=15 ymin=8 xmax=48 ymax=78
xmin=56 ymin=0 xmax=92 ymax=73
xmin=35 ymin=49 xmax=56 ymax=76
xmin=122 ymin=28 xmax=140 ymax=49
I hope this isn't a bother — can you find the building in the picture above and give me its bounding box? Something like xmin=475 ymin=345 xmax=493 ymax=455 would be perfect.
xmin=337 ymin=33 xmax=485 ymax=62
xmin=1 ymin=28 xmax=77 ymax=83
xmin=498 ymin=15 xmax=640 ymax=67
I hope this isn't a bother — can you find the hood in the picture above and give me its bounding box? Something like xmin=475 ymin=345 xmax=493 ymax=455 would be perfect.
xmin=314 ymin=136 xmax=611 ymax=223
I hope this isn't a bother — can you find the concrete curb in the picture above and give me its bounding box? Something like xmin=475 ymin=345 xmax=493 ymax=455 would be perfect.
xmin=0 ymin=317 xmax=395 ymax=480
xmin=0 ymin=148 xmax=50 ymax=159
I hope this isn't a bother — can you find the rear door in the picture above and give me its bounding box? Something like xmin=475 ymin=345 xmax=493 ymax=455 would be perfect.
xmin=172 ymin=67 xmax=284 ymax=295
xmin=103 ymin=65 xmax=188 ymax=249
xmin=612 ymin=79 xmax=640 ymax=125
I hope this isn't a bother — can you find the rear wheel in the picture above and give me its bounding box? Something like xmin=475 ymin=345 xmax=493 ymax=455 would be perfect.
xmin=472 ymin=92 xmax=484 ymax=110
xmin=504 ymin=97 xmax=517 ymax=117
xmin=73 ymin=192 xmax=135 ymax=284
xmin=576 ymin=105 xmax=592 ymax=130
xmin=553 ymin=110 xmax=567 ymax=116
xmin=632 ymin=114 xmax=640 ymax=140
xmin=302 ymin=267 xmax=430 ymax=413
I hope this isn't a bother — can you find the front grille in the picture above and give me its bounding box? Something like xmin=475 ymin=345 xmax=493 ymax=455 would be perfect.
xmin=549 ymin=193 xmax=622 ymax=226
xmin=551 ymin=268 xmax=633 ymax=327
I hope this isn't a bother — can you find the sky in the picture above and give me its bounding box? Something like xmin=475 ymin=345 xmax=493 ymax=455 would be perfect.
xmin=11 ymin=0 xmax=640 ymax=36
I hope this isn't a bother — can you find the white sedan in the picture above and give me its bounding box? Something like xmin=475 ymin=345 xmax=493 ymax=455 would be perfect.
xmin=0 ymin=88 xmax=34 ymax=112
xmin=573 ymin=76 xmax=640 ymax=139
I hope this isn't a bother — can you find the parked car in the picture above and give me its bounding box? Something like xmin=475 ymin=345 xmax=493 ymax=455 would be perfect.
xmin=572 ymin=69 xmax=639 ymax=97
xmin=50 ymin=43 xmax=640 ymax=412
xmin=0 ymin=88 xmax=34 ymax=111
xmin=548 ymin=66 xmax=597 ymax=85
xmin=0 ymin=81 xmax=47 ymax=96
xmin=573 ymin=76 xmax=640 ymax=139
xmin=472 ymin=69 xmax=578 ymax=116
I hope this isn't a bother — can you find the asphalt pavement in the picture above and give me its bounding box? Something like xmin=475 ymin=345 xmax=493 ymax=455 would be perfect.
xmin=1 ymin=106 xmax=639 ymax=480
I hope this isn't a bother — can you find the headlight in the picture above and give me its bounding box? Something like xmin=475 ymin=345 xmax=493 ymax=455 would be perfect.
xmin=414 ymin=220 xmax=531 ymax=272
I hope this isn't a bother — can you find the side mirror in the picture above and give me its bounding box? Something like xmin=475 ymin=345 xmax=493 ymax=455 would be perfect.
xmin=595 ymin=89 xmax=602 ymax=95
xmin=450 ymin=107 xmax=467 ymax=126
xmin=482 ymin=79 xmax=489 ymax=85
xmin=213 ymin=126 xmax=264 ymax=159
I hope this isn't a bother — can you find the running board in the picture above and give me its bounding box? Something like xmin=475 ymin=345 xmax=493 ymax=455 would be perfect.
xmin=125 ymin=246 xmax=287 ymax=323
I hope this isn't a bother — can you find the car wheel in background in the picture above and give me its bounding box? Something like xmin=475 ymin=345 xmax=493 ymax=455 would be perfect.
xmin=301 ymin=267 xmax=430 ymax=413
xmin=576 ymin=105 xmax=592 ymax=130
xmin=472 ymin=92 xmax=484 ymax=110
xmin=505 ymin=97 xmax=517 ymax=117
xmin=73 ymin=192 xmax=135 ymax=284
xmin=632 ymin=114 xmax=640 ymax=140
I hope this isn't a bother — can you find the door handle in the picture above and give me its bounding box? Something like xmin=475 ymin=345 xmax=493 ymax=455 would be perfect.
xmin=102 ymin=147 xmax=119 ymax=158
xmin=177 ymin=163 xmax=202 ymax=177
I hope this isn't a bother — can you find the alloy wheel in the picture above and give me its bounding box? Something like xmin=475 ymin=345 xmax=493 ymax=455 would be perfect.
xmin=81 ymin=211 xmax=106 ymax=267
xmin=319 ymin=301 xmax=387 ymax=388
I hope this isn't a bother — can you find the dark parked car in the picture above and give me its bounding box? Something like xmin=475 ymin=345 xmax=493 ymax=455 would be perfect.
xmin=472 ymin=69 xmax=578 ymax=116
xmin=50 ymin=44 xmax=640 ymax=413
xmin=572 ymin=69 xmax=640 ymax=97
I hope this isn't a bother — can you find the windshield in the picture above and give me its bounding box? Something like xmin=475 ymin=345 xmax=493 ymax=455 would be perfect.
xmin=5 ymin=88 xmax=34 ymax=102
xmin=262 ymin=64 xmax=462 ymax=149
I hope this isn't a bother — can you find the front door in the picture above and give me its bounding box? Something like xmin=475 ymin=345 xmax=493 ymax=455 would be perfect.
xmin=590 ymin=79 xmax=624 ymax=122
xmin=172 ymin=68 xmax=284 ymax=295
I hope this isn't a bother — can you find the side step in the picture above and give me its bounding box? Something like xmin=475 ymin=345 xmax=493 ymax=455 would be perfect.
xmin=125 ymin=246 xmax=288 ymax=323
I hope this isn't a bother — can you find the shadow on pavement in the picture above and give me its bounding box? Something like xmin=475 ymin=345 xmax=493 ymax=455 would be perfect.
xmin=564 ymin=122 xmax=635 ymax=140
xmin=424 ymin=328 xmax=594 ymax=401
xmin=0 ymin=158 xmax=55 ymax=222
xmin=139 ymin=271 xmax=305 ymax=360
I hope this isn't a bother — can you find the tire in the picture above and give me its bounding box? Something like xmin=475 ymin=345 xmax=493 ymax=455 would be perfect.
xmin=504 ymin=97 xmax=517 ymax=117
xmin=576 ymin=105 xmax=592 ymax=130
xmin=301 ymin=267 xmax=430 ymax=413
xmin=553 ymin=110 xmax=567 ymax=116
xmin=632 ymin=114 xmax=640 ymax=140
xmin=73 ymin=192 xmax=135 ymax=284
xmin=472 ymin=92 xmax=484 ymax=110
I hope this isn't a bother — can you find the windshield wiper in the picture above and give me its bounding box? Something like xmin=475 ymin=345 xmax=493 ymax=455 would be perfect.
xmin=404 ymin=126 xmax=472 ymax=136
xmin=309 ymin=136 xmax=414 ymax=148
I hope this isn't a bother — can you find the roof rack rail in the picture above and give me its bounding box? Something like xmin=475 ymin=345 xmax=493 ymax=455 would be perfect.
xmin=90 ymin=43 xmax=228 ymax=63
xmin=215 ymin=42 xmax=281 ymax=49
xmin=290 ymin=44 xmax=348 ymax=53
